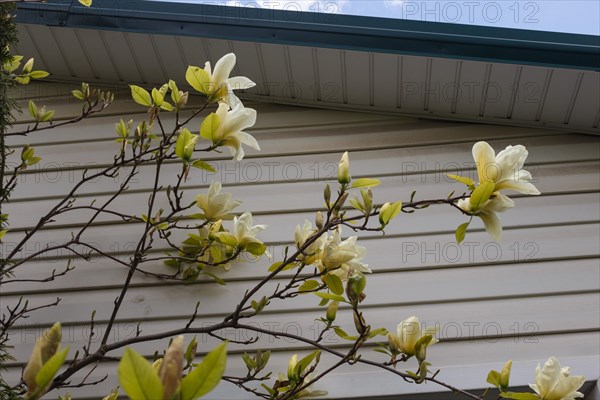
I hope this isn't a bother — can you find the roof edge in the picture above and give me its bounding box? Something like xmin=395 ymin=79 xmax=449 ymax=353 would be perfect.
xmin=15 ymin=0 xmax=600 ymax=71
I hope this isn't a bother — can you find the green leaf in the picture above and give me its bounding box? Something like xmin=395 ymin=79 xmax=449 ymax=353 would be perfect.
xmin=129 ymin=85 xmax=152 ymax=107
xmin=313 ymin=292 xmax=345 ymax=302
xmin=486 ymin=370 xmax=501 ymax=387
xmin=118 ymin=348 xmax=163 ymax=400
xmin=202 ymin=272 xmax=226 ymax=285
xmin=27 ymin=156 xmax=42 ymax=166
xmin=351 ymin=178 xmax=381 ymax=188
xmin=368 ymin=327 xmax=389 ymax=338
xmin=28 ymin=100 xmax=38 ymax=119
xmin=192 ymin=159 xmax=216 ymax=173
xmin=39 ymin=110 xmax=55 ymax=122
xmin=0 ymin=230 xmax=7 ymax=240
xmin=267 ymin=261 xmax=283 ymax=272
xmin=169 ymin=80 xmax=181 ymax=103
xmin=200 ymin=113 xmax=221 ymax=141
xmin=212 ymin=232 xmax=238 ymax=248
xmin=455 ymin=221 xmax=470 ymax=244
xmin=349 ymin=197 xmax=364 ymax=212
xmin=151 ymin=87 xmax=164 ymax=106
xmin=185 ymin=66 xmax=211 ymax=95
xmin=34 ymin=347 xmax=70 ymax=394
xmin=333 ymin=327 xmax=357 ymax=341
xmin=160 ymin=102 xmax=174 ymax=111
xmin=175 ymin=128 xmax=193 ymax=160
xmin=470 ymin=180 xmax=495 ymax=210
xmin=294 ymin=350 xmax=320 ymax=377
xmin=78 ymin=0 xmax=92 ymax=6
xmin=72 ymin=90 xmax=85 ymax=100
xmin=299 ymin=280 xmax=320 ymax=293
xmin=379 ymin=201 xmax=402 ymax=226
xmin=246 ymin=242 xmax=267 ymax=256
xmin=29 ymin=70 xmax=49 ymax=79
xmin=324 ymin=274 xmax=344 ymax=295
xmin=500 ymin=392 xmax=540 ymax=400
xmin=447 ymin=173 xmax=475 ymax=189
xmin=180 ymin=342 xmax=228 ymax=400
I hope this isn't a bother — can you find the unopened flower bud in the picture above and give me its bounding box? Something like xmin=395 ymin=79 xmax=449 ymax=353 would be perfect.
xmin=287 ymin=354 xmax=298 ymax=381
xmin=23 ymin=322 xmax=62 ymax=395
xmin=315 ymin=211 xmax=324 ymax=230
xmin=160 ymin=336 xmax=184 ymax=400
xmin=337 ymin=151 xmax=350 ymax=184
xmin=500 ymin=360 xmax=512 ymax=388
xmin=326 ymin=301 xmax=339 ymax=322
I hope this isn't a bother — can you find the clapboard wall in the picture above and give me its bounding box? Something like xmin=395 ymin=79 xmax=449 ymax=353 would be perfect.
xmin=2 ymin=83 xmax=599 ymax=399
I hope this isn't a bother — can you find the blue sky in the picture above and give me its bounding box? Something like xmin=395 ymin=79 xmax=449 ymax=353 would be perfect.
xmin=150 ymin=0 xmax=600 ymax=35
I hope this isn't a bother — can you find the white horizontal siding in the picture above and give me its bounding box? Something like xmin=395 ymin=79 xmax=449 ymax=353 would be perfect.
xmin=2 ymin=85 xmax=599 ymax=399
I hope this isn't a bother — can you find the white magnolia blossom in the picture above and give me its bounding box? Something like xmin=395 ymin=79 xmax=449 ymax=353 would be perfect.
xmin=212 ymin=103 xmax=259 ymax=161
xmin=457 ymin=193 xmax=515 ymax=241
xmin=318 ymin=229 xmax=370 ymax=280
xmin=295 ymin=220 xmax=327 ymax=265
xmin=232 ymin=211 xmax=267 ymax=250
xmin=472 ymin=141 xmax=540 ymax=195
xmin=203 ymin=53 xmax=255 ymax=108
xmin=529 ymin=357 xmax=585 ymax=400
xmin=389 ymin=316 xmax=438 ymax=357
xmin=195 ymin=182 xmax=241 ymax=221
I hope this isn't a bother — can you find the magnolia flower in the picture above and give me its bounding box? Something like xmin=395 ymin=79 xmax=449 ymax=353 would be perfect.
xmin=208 ymin=103 xmax=259 ymax=161
xmin=529 ymin=357 xmax=585 ymax=400
xmin=159 ymin=336 xmax=185 ymax=400
xmin=23 ymin=322 xmax=62 ymax=396
xmin=472 ymin=141 xmax=540 ymax=195
xmin=232 ymin=211 xmax=267 ymax=252
xmin=203 ymin=53 xmax=256 ymax=108
xmin=195 ymin=182 xmax=241 ymax=221
xmin=338 ymin=151 xmax=350 ymax=184
xmin=318 ymin=229 xmax=370 ymax=280
xmin=295 ymin=220 xmax=327 ymax=265
xmin=388 ymin=316 xmax=438 ymax=357
xmin=457 ymin=193 xmax=515 ymax=241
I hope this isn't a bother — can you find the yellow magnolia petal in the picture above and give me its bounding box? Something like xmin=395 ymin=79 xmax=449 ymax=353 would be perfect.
xmin=472 ymin=141 xmax=498 ymax=183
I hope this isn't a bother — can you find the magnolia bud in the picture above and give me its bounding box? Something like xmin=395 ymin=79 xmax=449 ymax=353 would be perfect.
xmin=315 ymin=211 xmax=324 ymax=230
xmin=500 ymin=360 xmax=512 ymax=388
xmin=387 ymin=333 xmax=401 ymax=353
xmin=335 ymin=192 xmax=349 ymax=212
xmin=287 ymin=354 xmax=298 ymax=381
xmin=23 ymin=322 xmax=62 ymax=395
xmin=326 ymin=301 xmax=339 ymax=322
xmin=337 ymin=151 xmax=350 ymax=184
xmin=160 ymin=336 xmax=184 ymax=400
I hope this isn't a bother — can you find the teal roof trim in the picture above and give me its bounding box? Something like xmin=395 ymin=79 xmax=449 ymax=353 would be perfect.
xmin=16 ymin=0 xmax=600 ymax=71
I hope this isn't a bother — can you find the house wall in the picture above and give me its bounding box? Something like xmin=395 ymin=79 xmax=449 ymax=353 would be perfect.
xmin=2 ymin=84 xmax=599 ymax=398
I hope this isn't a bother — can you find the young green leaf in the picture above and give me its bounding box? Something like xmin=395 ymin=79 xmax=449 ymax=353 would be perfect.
xmin=78 ymin=0 xmax=92 ymax=6
xmin=29 ymin=70 xmax=50 ymax=79
xmin=324 ymin=274 xmax=344 ymax=296
xmin=185 ymin=66 xmax=211 ymax=95
xmin=118 ymin=348 xmax=163 ymax=400
xmin=129 ymin=85 xmax=152 ymax=107
xmin=191 ymin=160 xmax=216 ymax=172
xmin=350 ymin=178 xmax=381 ymax=189
xmin=200 ymin=113 xmax=221 ymax=141
xmin=470 ymin=180 xmax=495 ymax=210
xmin=313 ymin=292 xmax=345 ymax=302
xmin=298 ymin=280 xmax=320 ymax=293
xmin=447 ymin=174 xmax=476 ymax=189
xmin=499 ymin=392 xmax=540 ymax=400
xmin=455 ymin=221 xmax=470 ymax=244
xmin=486 ymin=369 xmax=501 ymax=387
xmin=33 ymin=347 xmax=70 ymax=396
xmin=180 ymin=342 xmax=228 ymax=400
xmin=28 ymin=100 xmax=38 ymax=120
